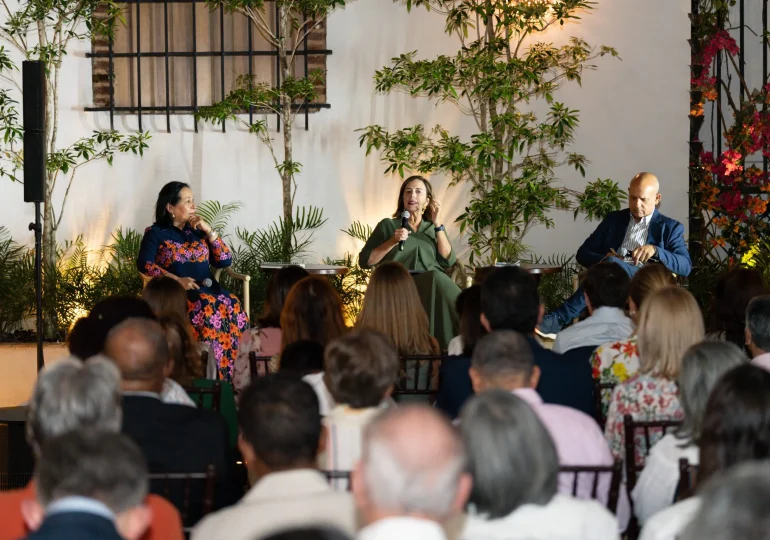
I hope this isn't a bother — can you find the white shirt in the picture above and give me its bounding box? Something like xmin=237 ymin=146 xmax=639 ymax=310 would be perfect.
xmin=359 ymin=517 xmax=446 ymax=540
xmin=632 ymin=434 xmax=699 ymax=524
xmin=319 ymin=405 xmax=382 ymax=490
xmin=752 ymin=352 xmax=770 ymax=372
xmin=639 ymin=497 xmax=700 ymax=540
xmin=459 ymin=494 xmax=619 ymax=540
xmin=619 ymin=213 xmax=653 ymax=257
xmin=447 ymin=336 xmax=464 ymax=356
xmin=161 ymin=378 xmax=196 ymax=408
xmin=302 ymin=372 xmax=335 ymax=416
xmin=552 ymin=307 xmax=635 ymax=354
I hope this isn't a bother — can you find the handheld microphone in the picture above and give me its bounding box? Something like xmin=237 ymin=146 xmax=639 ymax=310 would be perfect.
xmin=199 ymin=278 xmax=213 ymax=288
xmin=399 ymin=210 xmax=410 ymax=251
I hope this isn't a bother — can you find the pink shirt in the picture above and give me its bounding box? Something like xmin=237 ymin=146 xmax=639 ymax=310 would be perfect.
xmin=752 ymin=352 xmax=770 ymax=372
xmin=513 ymin=388 xmax=630 ymax=529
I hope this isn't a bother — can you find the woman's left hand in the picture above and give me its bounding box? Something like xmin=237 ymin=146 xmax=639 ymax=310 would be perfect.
xmin=188 ymin=215 xmax=212 ymax=235
xmin=427 ymin=199 xmax=442 ymax=226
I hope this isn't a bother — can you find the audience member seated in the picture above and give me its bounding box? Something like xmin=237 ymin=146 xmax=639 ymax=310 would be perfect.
xmin=280 ymin=340 xmax=335 ymax=415
xmin=631 ymin=341 xmax=747 ymax=524
xmin=320 ymin=330 xmax=399 ymax=486
xmin=552 ymin=262 xmax=633 ymax=354
xmin=639 ymin=364 xmax=770 ymax=540
xmin=142 ymin=276 xmax=213 ymax=379
xmin=157 ymin=316 xmax=202 ymax=407
xmin=233 ymin=265 xmax=309 ymax=393
xmin=605 ymin=287 xmax=704 ymax=464
xmin=746 ymin=295 xmax=770 ymax=372
xmin=706 ymin=267 xmax=768 ymax=349
xmin=436 ymin=285 xmax=486 ymax=418
xmin=23 ymin=429 xmax=151 ymax=540
xmin=104 ymin=318 xmax=234 ymax=509
xmin=0 ymin=357 xmax=183 ymax=540
xmin=592 ymin=264 xmax=677 ymax=410
xmin=192 ymin=374 xmax=356 ymax=540
xmin=352 ymin=405 xmax=472 ymax=540
xmin=468 ymin=331 xmax=624 ymax=518
xmin=679 ymin=462 xmax=770 ymax=540
xmin=263 ymin=527 xmax=353 ymax=540
xmin=457 ymin=391 xmax=619 ymax=540
xmin=447 ymin=266 xmax=594 ymax=416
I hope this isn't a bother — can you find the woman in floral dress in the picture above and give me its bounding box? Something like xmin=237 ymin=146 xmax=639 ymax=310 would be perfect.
xmin=604 ymin=287 xmax=704 ymax=466
xmin=137 ymin=181 xmax=248 ymax=381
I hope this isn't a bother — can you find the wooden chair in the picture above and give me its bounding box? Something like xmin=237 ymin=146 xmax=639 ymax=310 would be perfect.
xmin=676 ymin=458 xmax=698 ymax=501
xmin=248 ymin=353 xmax=273 ymax=381
xmin=559 ymin=460 xmax=623 ymax=514
xmin=392 ymin=354 xmax=446 ymax=403
xmin=149 ymin=465 xmax=216 ymax=533
xmin=140 ymin=266 xmax=251 ymax=319
xmin=322 ymin=470 xmax=352 ymax=492
xmin=623 ymin=415 xmax=682 ymax=491
xmin=593 ymin=379 xmax=617 ymax=428
xmin=182 ymin=382 xmax=222 ymax=412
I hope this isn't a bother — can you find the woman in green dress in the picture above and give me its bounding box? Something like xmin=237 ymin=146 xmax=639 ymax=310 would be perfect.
xmin=359 ymin=175 xmax=461 ymax=350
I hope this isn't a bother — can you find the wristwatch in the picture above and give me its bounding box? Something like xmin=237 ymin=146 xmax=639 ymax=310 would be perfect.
xmin=434 ymin=225 xmax=446 ymax=233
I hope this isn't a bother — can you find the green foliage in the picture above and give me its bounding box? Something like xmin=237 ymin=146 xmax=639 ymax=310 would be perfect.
xmin=359 ymin=0 xmax=622 ymax=265
xmin=325 ymin=221 xmax=373 ymax=323
xmin=0 ymin=227 xmax=35 ymax=337
xmin=194 ymin=200 xmax=244 ymax=240
xmin=525 ymin=253 xmax=580 ymax=313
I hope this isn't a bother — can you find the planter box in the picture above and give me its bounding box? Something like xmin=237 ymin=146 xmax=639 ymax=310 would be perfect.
xmin=0 ymin=344 xmax=69 ymax=407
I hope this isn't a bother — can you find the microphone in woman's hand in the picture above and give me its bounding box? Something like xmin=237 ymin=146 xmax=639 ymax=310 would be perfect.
xmin=399 ymin=210 xmax=410 ymax=251
xmin=200 ymin=278 xmax=212 ymax=288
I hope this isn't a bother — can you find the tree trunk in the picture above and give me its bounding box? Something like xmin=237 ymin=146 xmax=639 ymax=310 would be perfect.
xmin=41 ymin=57 xmax=60 ymax=339
xmin=278 ymin=7 xmax=293 ymax=261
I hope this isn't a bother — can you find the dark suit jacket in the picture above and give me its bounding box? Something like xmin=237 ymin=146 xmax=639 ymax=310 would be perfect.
xmin=25 ymin=512 xmax=122 ymax=540
xmin=576 ymin=208 xmax=691 ymax=276
xmin=435 ymin=337 xmax=594 ymax=418
xmin=121 ymin=395 xmax=236 ymax=511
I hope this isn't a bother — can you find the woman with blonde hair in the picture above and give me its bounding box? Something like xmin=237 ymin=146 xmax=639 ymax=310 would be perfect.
xmin=592 ymin=264 xmax=678 ymax=412
xmin=604 ymin=286 xmax=704 ymax=465
xmin=356 ymin=261 xmax=440 ymax=356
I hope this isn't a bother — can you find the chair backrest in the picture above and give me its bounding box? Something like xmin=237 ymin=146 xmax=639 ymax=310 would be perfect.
xmin=248 ymin=353 xmax=272 ymax=381
xmin=322 ymin=470 xmax=352 ymax=492
xmin=182 ymin=382 xmax=222 ymax=412
xmin=676 ymin=457 xmax=698 ymax=502
xmin=149 ymin=465 xmax=216 ymax=533
xmin=559 ymin=460 xmax=623 ymax=514
xmin=392 ymin=354 xmax=446 ymax=403
xmin=623 ymin=414 xmax=682 ymax=490
xmin=593 ymin=379 xmax=617 ymax=428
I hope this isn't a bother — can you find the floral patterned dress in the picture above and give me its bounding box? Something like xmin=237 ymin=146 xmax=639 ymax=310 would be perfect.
xmin=592 ymin=337 xmax=641 ymax=419
xmin=137 ymin=224 xmax=249 ymax=381
xmin=604 ymin=373 xmax=683 ymax=467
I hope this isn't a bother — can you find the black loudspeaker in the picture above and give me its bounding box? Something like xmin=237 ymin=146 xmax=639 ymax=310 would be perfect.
xmin=22 ymin=61 xmax=46 ymax=203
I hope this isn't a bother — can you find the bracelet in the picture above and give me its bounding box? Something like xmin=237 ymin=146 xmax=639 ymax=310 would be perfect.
xmin=434 ymin=225 xmax=446 ymax=233
xmin=207 ymin=230 xmax=218 ymax=241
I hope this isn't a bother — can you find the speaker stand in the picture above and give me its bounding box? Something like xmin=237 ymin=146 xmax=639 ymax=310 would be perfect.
xmin=28 ymin=201 xmax=44 ymax=372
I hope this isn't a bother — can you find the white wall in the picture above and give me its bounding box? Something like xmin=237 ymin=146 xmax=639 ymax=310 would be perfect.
xmin=2 ymin=0 xmax=691 ymax=263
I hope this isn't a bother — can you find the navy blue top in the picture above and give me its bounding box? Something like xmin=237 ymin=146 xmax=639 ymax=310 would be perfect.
xmin=25 ymin=512 xmax=122 ymax=540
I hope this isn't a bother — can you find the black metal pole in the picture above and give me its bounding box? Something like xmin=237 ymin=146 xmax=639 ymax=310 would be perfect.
xmin=28 ymin=201 xmax=43 ymax=372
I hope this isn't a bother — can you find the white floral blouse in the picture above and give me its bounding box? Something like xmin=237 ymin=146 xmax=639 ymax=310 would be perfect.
xmin=592 ymin=336 xmax=641 ymax=417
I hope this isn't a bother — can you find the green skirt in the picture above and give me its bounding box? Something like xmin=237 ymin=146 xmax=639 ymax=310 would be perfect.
xmin=412 ymin=270 xmax=461 ymax=351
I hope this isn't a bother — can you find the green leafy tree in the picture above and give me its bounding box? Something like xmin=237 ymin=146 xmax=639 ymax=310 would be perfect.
xmin=195 ymin=0 xmax=347 ymax=259
xmin=358 ymin=0 xmax=625 ymax=264
xmin=0 ymin=0 xmax=150 ymax=336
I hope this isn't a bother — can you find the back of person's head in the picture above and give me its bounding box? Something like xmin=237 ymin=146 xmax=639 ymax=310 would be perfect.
xmin=470 ymin=331 xmax=535 ymax=392
xmin=238 ymin=374 xmax=322 ymax=474
xmin=637 ymin=287 xmax=704 ymax=380
xmin=68 ymin=296 xmax=156 ymax=360
xmin=104 ymin=318 xmax=169 ymax=391
xmin=140 ymin=276 xmax=188 ymax=320
xmin=459 ymin=390 xmax=558 ymax=519
xmin=456 ymin=285 xmax=486 ymax=356
xmin=33 ymin=429 xmax=150 ymax=540
xmin=627 ymin=263 xmax=677 ymax=314
xmin=158 ymin=314 xmax=203 ymax=385
xmin=698 ymin=364 xmax=770 ymax=487
xmin=356 ymin=262 xmax=436 ymax=356
xmin=676 ymin=341 xmax=748 ymax=446
xmin=27 ymin=356 xmax=122 ymax=455
xmin=259 ymin=265 xmax=311 ymax=328
xmin=262 ymin=527 xmax=353 ymax=540
xmin=708 ymin=267 xmax=768 ymax=347
xmin=280 ymin=340 xmax=325 ymax=376
xmin=583 ymin=262 xmax=630 ymax=310
xmin=746 ymin=295 xmax=770 ymax=353
xmin=324 ymin=329 xmax=398 ymax=408
xmin=281 ymin=276 xmax=347 ymax=351
xmin=354 ymin=404 xmax=470 ymax=523
xmin=480 ymin=267 xmax=539 ymax=333
xmin=680 ymin=462 xmax=770 ymax=540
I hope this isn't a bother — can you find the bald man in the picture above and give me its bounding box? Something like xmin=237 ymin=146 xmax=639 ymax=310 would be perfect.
xmin=540 ymin=172 xmax=691 ymax=335
xmin=352 ymin=405 xmax=471 ymax=540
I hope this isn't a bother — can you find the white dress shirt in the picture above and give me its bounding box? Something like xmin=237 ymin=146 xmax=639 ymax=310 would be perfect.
xmin=619 ymin=213 xmax=653 ymax=257
xmin=447 ymin=336 xmax=464 ymax=356
xmin=359 ymin=517 xmax=446 ymax=540
xmin=459 ymin=494 xmax=619 ymax=540
xmin=552 ymin=307 xmax=635 ymax=354
xmin=639 ymin=497 xmax=700 ymax=540
xmin=319 ymin=405 xmax=382 ymax=490
xmin=632 ymin=434 xmax=699 ymax=524
xmin=302 ymin=372 xmax=335 ymax=416
xmin=161 ymin=378 xmax=196 ymax=408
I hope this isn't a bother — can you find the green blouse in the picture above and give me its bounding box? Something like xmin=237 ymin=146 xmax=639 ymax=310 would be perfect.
xmin=359 ymin=217 xmax=457 ymax=271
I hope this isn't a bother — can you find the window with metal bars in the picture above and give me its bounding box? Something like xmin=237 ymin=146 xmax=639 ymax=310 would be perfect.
xmin=87 ymin=0 xmax=331 ymax=133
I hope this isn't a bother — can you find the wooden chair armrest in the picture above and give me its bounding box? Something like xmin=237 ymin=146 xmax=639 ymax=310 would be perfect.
xmin=224 ymin=267 xmax=251 ymax=282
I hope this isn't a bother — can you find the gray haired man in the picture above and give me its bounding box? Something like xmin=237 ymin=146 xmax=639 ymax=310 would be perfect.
xmin=352 ymin=405 xmax=471 ymax=540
